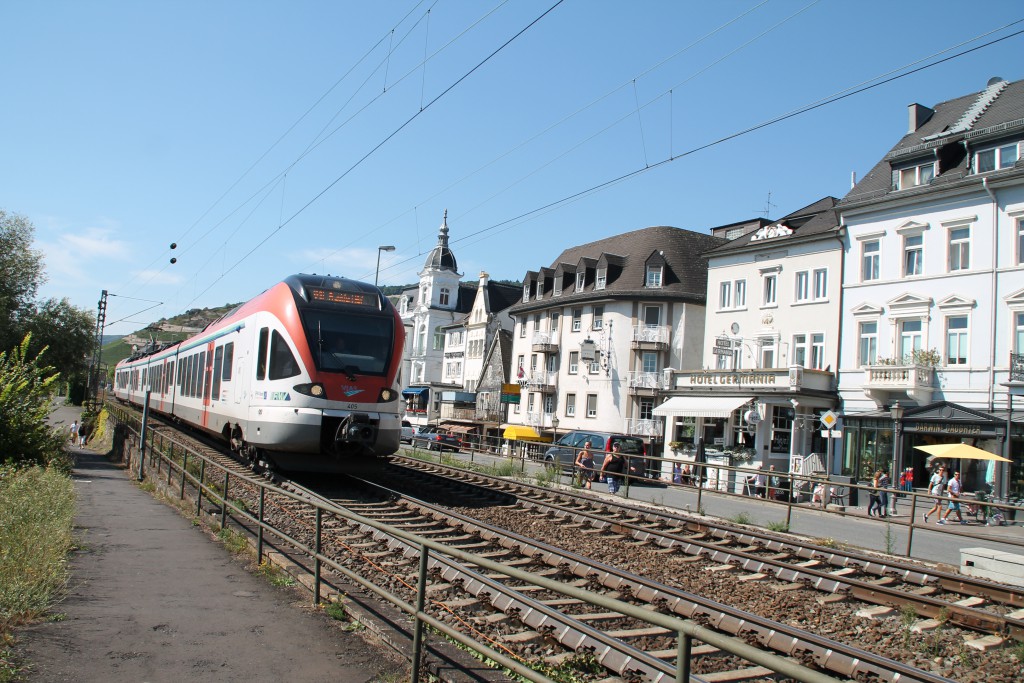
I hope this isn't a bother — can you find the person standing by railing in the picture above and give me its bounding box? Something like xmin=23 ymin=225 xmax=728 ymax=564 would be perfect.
xmin=923 ymin=466 xmax=948 ymax=523
xmin=575 ymin=445 xmax=595 ymax=490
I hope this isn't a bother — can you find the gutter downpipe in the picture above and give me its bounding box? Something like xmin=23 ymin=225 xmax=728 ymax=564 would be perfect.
xmin=983 ymin=176 xmax=998 ymax=412
xmin=982 ymin=175 xmax=1010 ymax=497
xmin=833 ymin=224 xmax=847 ymax=476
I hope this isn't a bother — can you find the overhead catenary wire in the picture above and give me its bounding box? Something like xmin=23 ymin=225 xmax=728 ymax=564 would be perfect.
xmin=367 ymin=24 xmax=1024 ymax=285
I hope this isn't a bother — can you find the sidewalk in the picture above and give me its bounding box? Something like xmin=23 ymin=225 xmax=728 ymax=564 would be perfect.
xmin=16 ymin=447 xmax=404 ymax=682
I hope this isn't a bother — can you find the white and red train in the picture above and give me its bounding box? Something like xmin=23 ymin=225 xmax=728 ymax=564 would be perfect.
xmin=113 ymin=274 xmax=405 ymax=471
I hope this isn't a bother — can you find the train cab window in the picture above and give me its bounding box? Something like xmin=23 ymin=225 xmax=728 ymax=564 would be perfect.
xmin=257 ymin=328 xmax=269 ymax=381
xmin=212 ymin=346 xmax=223 ymax=400
xmin=222 ymin=342 xmax=234 ymax=382
xmin=303 ymin=311 xmax=393 ymax=376
xmin=269 ymin=330 xmax=300 ymax=380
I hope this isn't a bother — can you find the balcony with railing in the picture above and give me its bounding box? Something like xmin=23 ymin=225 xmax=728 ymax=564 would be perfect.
xmin=631 ymin=324 xmax=670 ymax=351
xmin=863 ymin=363 xmax=934 ymax=404
xmin=524 ymin=411 xmax=557 ymax=429
xmin=626 ymin=371 xmax=666 ymax=396
xmin=523 ymin=369 xmax=558 ymax=392
xmin=531 ymin=330 xmax=559 ymax=354
xmin=624 ymin=418 xmax=663 ymax=438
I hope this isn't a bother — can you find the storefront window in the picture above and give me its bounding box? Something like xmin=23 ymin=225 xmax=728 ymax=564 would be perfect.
xmin=770 ymin=407 xmax=793 ymax=455
xmin=842 ymin=423 xmax=894 ymax=481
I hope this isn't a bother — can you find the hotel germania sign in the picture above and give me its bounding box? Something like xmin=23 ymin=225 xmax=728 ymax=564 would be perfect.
xmin=686 ymin=370 xmax=778 ymax=386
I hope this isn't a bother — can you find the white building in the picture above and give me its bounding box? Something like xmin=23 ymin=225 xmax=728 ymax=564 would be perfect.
xmin=655 ymin=200 xmax=844 ymax=480
xmin=505 ymin=225 xmax=727 ymax=449
xmin=835 ymin=76 xmax=1024 ymax=496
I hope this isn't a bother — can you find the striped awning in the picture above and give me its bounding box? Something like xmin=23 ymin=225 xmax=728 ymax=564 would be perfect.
xmin=653 ymin=395 xmax=752 ymax=419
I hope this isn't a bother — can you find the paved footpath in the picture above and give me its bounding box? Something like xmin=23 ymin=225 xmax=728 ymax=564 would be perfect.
xmin=17 ymin=440 xmax=404 ymax=682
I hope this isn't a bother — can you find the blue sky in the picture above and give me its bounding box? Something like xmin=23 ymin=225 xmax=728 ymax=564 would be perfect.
xmin=3 ymin=1 xmax=1022 ymax=336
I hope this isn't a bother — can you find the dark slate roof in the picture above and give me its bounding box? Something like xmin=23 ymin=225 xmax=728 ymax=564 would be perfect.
xmin=485 ymin=281 xmax=522 ymax=313
xmin=704 ymin=197 xmax=840 ymax=255
xmin=509 ymin=225 xmax=727 ymax=315
xmin=841 ymin=76 xmax=1024 ymax=207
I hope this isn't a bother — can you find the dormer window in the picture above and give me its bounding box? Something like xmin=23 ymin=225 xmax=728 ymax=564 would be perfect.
xmin=976 ymin=142 xmax=1019 ymax=173
xmin=575 ymin=271 xmax=585 ymax=291
xmin=595 ymin=267 xmax=607 ymax=290
xmin=523 ymin=283 xmax=530 ymax=302
xmin=439 ymin=287 xmax=450 ymax=306
xmin=894 ymin=161 xmax=934 ymax=190
xmin=554 ymin=277 xmax=562 ymax=296
xmin=645 ymin=266 xmax=662 ymax=288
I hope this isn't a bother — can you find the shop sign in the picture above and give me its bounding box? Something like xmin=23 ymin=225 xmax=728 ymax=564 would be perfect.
xmin=688 ymin=370 xmax=777 ymax=386
xmin=910 ymin=422 xmax=982 ymax=436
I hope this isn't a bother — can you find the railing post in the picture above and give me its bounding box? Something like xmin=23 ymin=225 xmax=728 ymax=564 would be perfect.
xmin=696 ymin=463 xmax=704 ymax=513
xmin=221 ymin=470 xmax=230 ymax=529
xmin=180 ymin=452 xmax=188 ymax=500
xmin=905 ymin=492 xmax=918 ymax=557
xmin=314 ymin=507 xmax=322 ymax=605
xmin=196 ymin=460 xmax=205 ymax=517
xmin=785 ymin=477 xmax=795 ymax=529
xmin=257 ymin=486 xmax=266 ymax=564
xmin=676 ymin=631 xmax=692 ymax=683
xmin=411 ymin=547 xmax=430 ymax=683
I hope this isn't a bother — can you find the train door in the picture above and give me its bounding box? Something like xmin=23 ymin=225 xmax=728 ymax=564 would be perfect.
xmin=201 ymin=342 xmax=214 ymax=426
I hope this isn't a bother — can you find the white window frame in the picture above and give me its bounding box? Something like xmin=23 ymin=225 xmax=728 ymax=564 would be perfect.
xmin=527 ymin=393 xmax=535 ymax=414
xmin=976 ymin=142 xmax=1019 ymax=173
xmin=642 ymin=351 xmax=657 ymax=374
xmin=554 ymin=277 xmax=562 ymax=296
xmin=575 ymin=271 xmax=585 ymax=292
xmin=859 ymin=321 xmax=878 ymax=366
xmin=1018 ymin=217 xmax=1024 ymax=266
xmin=439 ymin=287 xmax=450 ymax=306
xmin=586 ymin=394 xmax=598 ymax=418
xmin=792 ymin=334 xmax=807 ymax=367
xmin=523 ymin=283 xmax=530 ymax=302
xmin=572 ymin=308 xmax=582 ymax=332
xmin=596 ymin=267 xmax=607 ymax=290
xmin=1016 ymin=311 xmax=1024 ymax=354
xmin=566 ymin=393 xmax=576 ymax=417
xmin=899 ymin=319 xmax=924 ymax=359
xmin=762 ymin=273 xmax=777 ymax=307
xmin=759 ymin=338 xmax=776 ymax=369
xmin=568 ymin=351 xmax=579 ymax=374
xmin=734 ymin=279 xmax=746 ymax=308
xmin=811 ymin=333 xmax=825 ymax=370
xmin=589 ymin=351 xmax=601 ymax=374
xmin=903 ymin=234 xmax=923 ymax=276
xmin=948 ymin=226 xmax=970 ymax=272
xmin=592 ymin=305 xmax=604 ymax=330
xmin=945 ymin=315 xmax=969 ymax=366
xmin=813 ymin=269 xmax=827 ymax=300
xmin=896 ymin=161 xmax=935 ymax=189
xmin=551 ymin=312 xmax=560 ymax=333
xmin=719 ymin=281 xmax=732 ymax=310
xmin=646 ymin=266 xmax=663 ymax=288
xmin=794 ymin=271 xmax=809 ymax=303
xmin=862 ymin=240 xmax=880 ymax=282
xmin=519 ymin=320 xmax=526 ymax=338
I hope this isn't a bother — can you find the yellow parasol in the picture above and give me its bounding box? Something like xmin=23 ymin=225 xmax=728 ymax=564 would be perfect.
xmin=913 ymin=443 xmax=1011 ymax=462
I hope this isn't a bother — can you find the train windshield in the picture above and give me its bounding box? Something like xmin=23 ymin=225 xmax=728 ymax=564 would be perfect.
xmin=301 ymin=309 xmax=394 ymax=376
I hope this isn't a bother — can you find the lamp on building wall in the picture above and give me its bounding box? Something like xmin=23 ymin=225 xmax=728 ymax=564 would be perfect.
xmin=890 ymin=401 xmax=905 ymax=476
xmin=375 ymin=245 xmax=396 ymax=286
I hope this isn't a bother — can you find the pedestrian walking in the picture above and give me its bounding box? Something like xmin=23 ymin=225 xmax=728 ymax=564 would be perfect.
xmin=69 ymin=420 xmax=79 ymax=444
xmin=600 ymin=444 xmax=627 ymax=495
xmin=574 ymin=445 xmax=595 ymax=489
xmin=923 ymin=466 xmax=948 ymax=523
xmin=867 ymin=471 xmax=884 ymax=517
xmin=878 ymin=470 xmax=891 ymax=517
xmin=938 ymin=471 xmax=966 ymax=525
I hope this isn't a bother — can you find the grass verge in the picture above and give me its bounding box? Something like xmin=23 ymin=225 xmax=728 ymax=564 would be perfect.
xmin=0 ymin=466 xmax=76 ymax=681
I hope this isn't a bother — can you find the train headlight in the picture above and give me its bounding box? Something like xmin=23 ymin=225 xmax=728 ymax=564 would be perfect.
xmin=377 ymin=388 xmax=397 ymax=402
xmin=293 ymin=382 xmax=326 ymax=398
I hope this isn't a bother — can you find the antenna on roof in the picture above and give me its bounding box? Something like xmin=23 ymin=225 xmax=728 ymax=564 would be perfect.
xmin=755 ymin=191 xmax=776 ymax=219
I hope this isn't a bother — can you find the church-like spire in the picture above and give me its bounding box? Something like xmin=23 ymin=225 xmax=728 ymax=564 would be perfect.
xmin=423 ymin=209 xmax=458 ymax=273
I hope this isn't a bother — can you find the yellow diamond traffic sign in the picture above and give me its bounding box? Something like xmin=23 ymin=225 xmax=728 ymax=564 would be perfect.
xmin=820 ymin=410 xmax=838 ymax=430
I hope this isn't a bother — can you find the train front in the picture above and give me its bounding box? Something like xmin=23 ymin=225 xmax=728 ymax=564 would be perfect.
xmin=282 ymin=274 xmax=405 ymax=464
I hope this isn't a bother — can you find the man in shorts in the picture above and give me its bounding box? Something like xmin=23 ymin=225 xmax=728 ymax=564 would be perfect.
xmin=938 ymin=471 xmax=966 ymax=525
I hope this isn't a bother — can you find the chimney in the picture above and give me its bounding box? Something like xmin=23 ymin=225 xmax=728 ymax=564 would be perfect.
xmin=478 ymin=270 xmax=489 ymax=288
xmin=908 ymin=103 xmax=934 ymax=133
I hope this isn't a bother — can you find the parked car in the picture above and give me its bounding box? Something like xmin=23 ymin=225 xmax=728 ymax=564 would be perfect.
xmin=400 ymin=421 xmax=416 ymax=444
xmin=543 ymin=431 xmax=650 ymax=480
xmin=411 ymin=426 xmax=462 ymax=452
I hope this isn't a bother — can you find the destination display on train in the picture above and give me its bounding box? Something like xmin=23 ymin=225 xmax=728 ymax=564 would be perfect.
xmin=308 ymin=287 xmax=374 ymax=306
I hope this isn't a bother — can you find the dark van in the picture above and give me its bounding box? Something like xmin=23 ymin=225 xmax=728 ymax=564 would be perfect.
xmin=543 ymin=431 xmax=649 ymax=480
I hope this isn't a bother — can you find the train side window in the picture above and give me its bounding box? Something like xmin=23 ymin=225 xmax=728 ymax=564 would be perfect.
xmin=222 ymin=342 xmax=234 ymax=382
xmin=212 ymin=347 xmax=223 ymax=400
xmin=168 ymin=361 xmax=174 ymax=392
xmin=200 ymin=351 xmax=209 ymax=401
xmin=191 ymin=353 xmax=201 ymax=397
xmin=177 ymin=358 xmax=185 ymax=390
xmin=269 ymin=330 xmax=301 ymax=380
xmin=184 ymin=356 xmax=192 ymax=397
xmin=142 ymin=368 xmax=148 ymax=390
xmin=257 ymin=328 xmax=269 ymax=380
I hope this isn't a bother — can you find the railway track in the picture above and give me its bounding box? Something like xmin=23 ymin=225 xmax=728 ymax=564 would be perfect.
xmin=388 ymin=456 xmax=1024 ymax=641
xmin=111 ymin=408 xmax=1023 ymax=681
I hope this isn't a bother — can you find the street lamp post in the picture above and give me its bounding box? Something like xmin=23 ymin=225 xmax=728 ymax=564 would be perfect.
xmin=890 ymin=400 xmax=905 ymax=477
xmin=551 ymin=415 xmax=559 ymax=444
xmin=375 ymin=245 xmax=396 ymax=286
